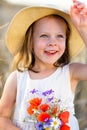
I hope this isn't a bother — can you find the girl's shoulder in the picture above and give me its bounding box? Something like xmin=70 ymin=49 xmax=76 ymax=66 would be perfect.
xmin=69 ymin=63 xmax=77 ymax=77
xmin=69 ymin=62 xmax=83 ymax=74
xmin=69 ymin=62 xmax=87 ymax=81
xmin=8 ymin=70 xmax=27 ymax=81
xmin=6 ymin=70 xmax=17 ymax=83
xmin=4 ymin=70 xmax=18 ymax=91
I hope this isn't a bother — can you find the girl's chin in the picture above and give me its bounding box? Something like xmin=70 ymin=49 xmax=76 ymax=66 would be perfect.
xmin=43 ymin=61 xmax=58 ymax=65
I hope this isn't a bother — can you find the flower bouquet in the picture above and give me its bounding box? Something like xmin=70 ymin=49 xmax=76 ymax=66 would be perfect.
xmin=27 ymin=89 xmax=70 ymax=130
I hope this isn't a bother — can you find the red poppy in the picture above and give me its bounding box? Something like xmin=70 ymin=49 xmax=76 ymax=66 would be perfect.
xmin=27 ymin=105 xmax=38 ymax=115
xmin=30 ymin=97 xmax=42 ymax=106
xmin=40 ymin=104 xmax=50 ymax=112
xmin=58 ymin=111 xmax=70 ymax=123
xmin=52 ymin=106 xmax=58 ymax=114
xmin=60 ymin=124 xmax=70 ymax=130
xmin=37 ymin=112 xmax=50 ymax=122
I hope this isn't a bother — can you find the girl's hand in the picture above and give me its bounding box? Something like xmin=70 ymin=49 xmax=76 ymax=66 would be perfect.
xmin=0 ymin=117 xmax=21 ymax=130
xmin=70 ymin=0 xmax=87 ymax=29
xmin=70 ymin=0 xmax=87 ymax=44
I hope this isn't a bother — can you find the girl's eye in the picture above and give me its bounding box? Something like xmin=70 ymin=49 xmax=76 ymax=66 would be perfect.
xmin=40 ymin=34 xmax=48 ymax=38
xmin=57 ymin=35 xmax=64 ymax=38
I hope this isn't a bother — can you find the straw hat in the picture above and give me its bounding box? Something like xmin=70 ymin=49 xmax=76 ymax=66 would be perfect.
xmin=6 ymin=4 xmax=84 ymax=57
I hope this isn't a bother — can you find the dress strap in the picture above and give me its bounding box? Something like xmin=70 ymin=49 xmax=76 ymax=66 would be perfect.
xmin=13 ymin=71 xmax=28 ymax=121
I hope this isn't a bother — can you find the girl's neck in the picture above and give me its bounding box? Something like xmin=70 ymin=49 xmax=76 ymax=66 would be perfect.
xmin=32 ymin=64 xmax=56 ymax=72
xmin=29 ymin=65 xmax=58 ymax=80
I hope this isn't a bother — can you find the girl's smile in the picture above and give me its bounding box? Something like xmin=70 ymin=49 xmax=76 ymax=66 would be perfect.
xmin=32 ymin=15 xmax=67 ymax=66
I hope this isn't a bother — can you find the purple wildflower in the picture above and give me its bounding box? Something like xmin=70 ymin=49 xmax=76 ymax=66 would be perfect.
xmin=42 ymin=89 xmax=54 ymax=96
xmin=30 ymin=89 xmax=38 ymax=94
xmin=48 ymin=89 xmax=54 ymax=95
xmin=58 ymin=99 xmax=61 ymax=103
xmin=48 ymin=97 xmax=54 ymax=102
xmin=42 ymin=91 xmax=48 ymax=96
xmin=44 ymin=118 xmax=53 ymax=129
xmin=36 ymin=122 xmax=43 ymax=130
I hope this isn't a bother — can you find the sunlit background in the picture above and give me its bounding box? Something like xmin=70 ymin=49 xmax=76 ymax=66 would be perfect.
xmin=0 ymin=0 xmax=87 ymax=130
xmin=3 ymin=0 xmax=87 ymax=6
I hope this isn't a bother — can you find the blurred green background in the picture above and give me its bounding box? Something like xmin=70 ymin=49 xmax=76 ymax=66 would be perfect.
xmin=0 ymin=0 xmax=87 ymax=129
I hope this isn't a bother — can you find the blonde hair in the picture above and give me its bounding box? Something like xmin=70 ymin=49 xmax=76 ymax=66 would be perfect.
xmin=12 ymin=14 xmax=71 ymax=72
xmin=12 ymin=24 xmax=33 ymax=71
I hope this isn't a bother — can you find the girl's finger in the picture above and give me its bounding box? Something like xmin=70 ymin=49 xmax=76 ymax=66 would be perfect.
xmin=79 ymin=8 xmax=87 ymax=15
xmin=70 ymin=6 xmax=79 ymax=16
xmin=75 ymin=2 xmax=85 ymax=9
xmin=72 ymin=0 xmax=76 ymax=3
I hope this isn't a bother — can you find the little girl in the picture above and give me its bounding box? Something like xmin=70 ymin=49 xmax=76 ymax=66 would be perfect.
xmin=0 ymin=0 xmax=87 ymax=130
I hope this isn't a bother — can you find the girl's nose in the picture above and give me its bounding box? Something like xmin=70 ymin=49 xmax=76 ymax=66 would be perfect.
xmin=47 ymin=38 xmax=57 ymax=46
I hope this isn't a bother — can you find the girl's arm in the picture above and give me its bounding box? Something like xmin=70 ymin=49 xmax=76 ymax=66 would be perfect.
xmin=69 ymin=0 xmax=87 ymax=88
xmin=70 ymin=0 xmax=87 ymax=45
xmin=0 ymin=71 xmax=20 ymax=130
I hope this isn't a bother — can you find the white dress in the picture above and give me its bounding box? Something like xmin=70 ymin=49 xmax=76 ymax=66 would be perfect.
xmin=12 ymin=64 xmax=79 ymax=130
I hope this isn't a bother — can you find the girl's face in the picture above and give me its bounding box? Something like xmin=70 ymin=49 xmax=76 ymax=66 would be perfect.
xmin=32 ymin=16 xmax=67 ymax=66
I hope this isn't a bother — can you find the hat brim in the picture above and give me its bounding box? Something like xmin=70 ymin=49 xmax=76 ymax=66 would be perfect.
xmin=6 ymin=6 xmax=84 ymax=57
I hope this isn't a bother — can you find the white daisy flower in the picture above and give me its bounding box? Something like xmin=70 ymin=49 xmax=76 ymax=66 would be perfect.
xmin=51 ymin=117 xmax=62 ymax=129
